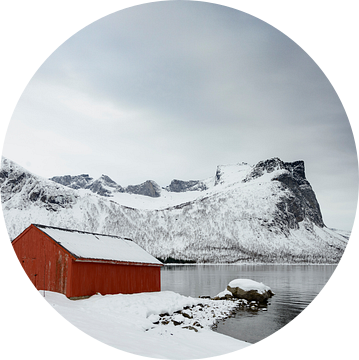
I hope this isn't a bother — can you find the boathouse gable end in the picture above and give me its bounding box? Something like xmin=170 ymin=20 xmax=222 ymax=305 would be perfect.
xmin=12 ymin=224 xmax=73 ymax=296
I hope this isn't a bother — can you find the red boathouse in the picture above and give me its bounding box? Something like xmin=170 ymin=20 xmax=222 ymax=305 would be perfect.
xmin=12 ymin=224 xmax=163 ymax=298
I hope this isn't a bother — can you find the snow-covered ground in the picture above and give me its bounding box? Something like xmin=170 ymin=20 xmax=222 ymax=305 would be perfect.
xmin=44 ymin=290 xmax=250 ymax=359
xmin=109 ymin=187 xmax=210 ymax=210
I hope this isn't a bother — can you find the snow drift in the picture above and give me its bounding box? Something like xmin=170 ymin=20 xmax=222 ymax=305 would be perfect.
xmin=44 ymin=290 xmax=250 ymax=359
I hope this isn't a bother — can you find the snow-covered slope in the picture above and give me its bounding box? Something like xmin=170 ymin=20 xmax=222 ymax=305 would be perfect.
xmin=0 ymin=157 xmax=348 ymax=263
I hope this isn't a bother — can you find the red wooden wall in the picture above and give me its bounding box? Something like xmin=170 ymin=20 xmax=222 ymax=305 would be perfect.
xmin=69 ymin=261 xmax=161 ymax=298
xmin=12 ymin=225 xmax=162 ymax=298
xmin=12 ymin=225 xmax=73 ymax=296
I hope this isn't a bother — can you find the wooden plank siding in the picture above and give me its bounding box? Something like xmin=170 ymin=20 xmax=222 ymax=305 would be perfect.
xmin=12 ymin=225 xmax=73 ymax=295
xmin=11 ymin=224 xmax=162 ymax=298
xmin=69 ymin=261 xmax=161 ymax=298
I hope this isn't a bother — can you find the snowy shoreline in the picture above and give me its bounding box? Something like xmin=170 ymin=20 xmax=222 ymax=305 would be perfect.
xmin=44 ymin=290 xmax=250 ymax=359
xmin=162 ymin=262 xmax=339 ymax=266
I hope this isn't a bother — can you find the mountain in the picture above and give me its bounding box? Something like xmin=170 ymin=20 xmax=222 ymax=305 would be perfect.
xmin=50 ymin=174 xmax=161 ymax=198
xmin=0 ymin=157 xmax=348 ymax=263
xmin=165 ymin=179 xmax=209 ymax=193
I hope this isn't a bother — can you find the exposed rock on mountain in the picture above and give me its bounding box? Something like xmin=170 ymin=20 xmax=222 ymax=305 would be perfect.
xmin=50 ymin=174 xmax=161 ymax=198
xmin=125 ymin=180 xmax=161 ymax=198
xmin=87 ymin=175 xmax=125 ymax=196
xmin=166 ymin=179 xmax=208 ymax=193
xmin=50 ymin=174 xmax=94 ymax=190
xmin=50 ymin=173 xmax=124 ymax=197
xmin=1 ymin=157 xmax=348 ymax=263
xmin=244 ymin=158 xmax=324 ymax=228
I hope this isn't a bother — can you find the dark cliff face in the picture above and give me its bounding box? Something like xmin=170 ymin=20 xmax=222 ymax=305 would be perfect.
xmin=50 ymin=174 xmax=124 ymax=197
xmin=243 ymin=158 xmax=305 ymax=181
xmin=166 ymin=179 xmax=208 ymax=192
xmin=50 ymin=174 xmax=93 ymax=189
xmin=1 ymin=161 xmax=76 ymax=211
xmin=0 ymin=164 xmax=29 ymax=201
xmin=274 ymin=171 xmax=325 ymax=228
xmin=87 ymin=175 xmax=125 ymax=197
xmin=50 ymin=174 xmax=163 ymax=198
xmin=245 ymin=158 xmax=325 ymax=228
xmin=125 ymin=180 xmax=161 ymax=198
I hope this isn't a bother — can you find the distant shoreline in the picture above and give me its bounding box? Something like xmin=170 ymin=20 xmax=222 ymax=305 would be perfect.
xmin=162 ymin=262 xmax=339 ymax=266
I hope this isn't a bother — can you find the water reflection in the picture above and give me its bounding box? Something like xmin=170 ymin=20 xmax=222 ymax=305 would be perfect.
xmin=161 ymin=264 xmax=336 ymax=343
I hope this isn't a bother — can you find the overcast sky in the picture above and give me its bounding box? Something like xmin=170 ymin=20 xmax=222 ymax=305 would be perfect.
xmin=2 ymin=1 xmax=357 ymax=230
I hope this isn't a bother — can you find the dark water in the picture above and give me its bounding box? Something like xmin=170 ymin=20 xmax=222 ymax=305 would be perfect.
xmin=161 ymin=264 xmax=336 ymax=343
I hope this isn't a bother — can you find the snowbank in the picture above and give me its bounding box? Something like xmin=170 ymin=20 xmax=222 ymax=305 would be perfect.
xmin=45 ymin=291 xmax=250 ymax=359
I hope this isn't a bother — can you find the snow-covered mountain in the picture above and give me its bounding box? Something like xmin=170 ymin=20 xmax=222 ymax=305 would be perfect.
xmin=50 ymin=174 xmax=162 ymax=198
xmin=0 ymin=157 xmax=348 ymax=263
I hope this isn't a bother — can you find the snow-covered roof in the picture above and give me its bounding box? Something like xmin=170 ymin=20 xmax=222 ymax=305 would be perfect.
xmin=34 ymin=224 xmax=162 ymax=266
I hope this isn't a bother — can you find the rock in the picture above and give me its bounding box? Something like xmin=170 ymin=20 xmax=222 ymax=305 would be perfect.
xmin=87 ymin=175 xmax=124 ymax=197
xmin=125 ymin=180 xmax=161 ymax=198
xmin=50 ymin=174 xmax=93 ymax=190
xmin=243 ymin=158 xmax=325 ymax=228
xmin=227 ymin=279 xmax=274 ymax=304
xmin=193 ymin=321 xmax=203 ymax=328
xmin=50 ymin=174 xmax=125 ymax=197
xmin=148 ymin=314 xmax=160 ymax=323
xmin=50 ymin=173 xmax=162 ymax=198
xmin=172 ymin=320 xmax=182 ymax=326
xmin=213 ymin=289 xmax=234 ymax=300
xmin=182 ymin=311 xmax=193 ymax=319
xmin=219 ymin=296 xmax=228 ymax=300
xmin=182 ymin=326 xmax=198 ymax=332
xmin=165 ymin=179 xmax=208 ymax=192
xmin=172 ymin=314 xmax=185 ymax=326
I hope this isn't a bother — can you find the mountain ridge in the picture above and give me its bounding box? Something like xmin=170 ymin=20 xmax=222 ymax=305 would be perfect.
xmin=0 ymin=157 xmax=348 ymax=263
xmin=50 ymin=173 xmax=162 ymax=198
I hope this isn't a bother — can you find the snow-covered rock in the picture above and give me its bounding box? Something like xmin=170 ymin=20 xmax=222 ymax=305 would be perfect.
xmin=227 ymin=279 xmax=274 ymax=303
xmin=213 ymin=289 xmax=233 ymax=300
xmin=0 ymin=156 xmax=349 ymax=263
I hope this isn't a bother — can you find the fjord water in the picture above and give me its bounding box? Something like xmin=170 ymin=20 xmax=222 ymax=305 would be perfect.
xmin=161 ymin=264 xmax=336 ymax=343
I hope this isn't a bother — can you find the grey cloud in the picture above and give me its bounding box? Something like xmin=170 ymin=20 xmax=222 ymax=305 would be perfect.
xmin=3 ymin=1 xmax=357 ymax=230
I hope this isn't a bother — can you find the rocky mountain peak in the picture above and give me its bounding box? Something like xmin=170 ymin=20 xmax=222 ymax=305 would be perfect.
xmin=284 ymin=160 xmax=306 ymax=181
xmin=243 ymin=158 xmax=306 ymax=183
xmin=126 ymin=180 xmax=161 ymax=198
xmin=85 ymin=176 xmax=124 ymax=197
xmin=241 ymin=158 xmax=324 ymax=228
xmin=165 ymin=179 xmax=208 ymax=193
xmin=99 ymin=174 xmax=118 ymax=186
xmin=49 ymin=173 xmax=124 ymax=197
xmin=50 ymin=173 xmax=163 ymax=198
xmin=50 ymin=174 xmax=93 ymax=190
